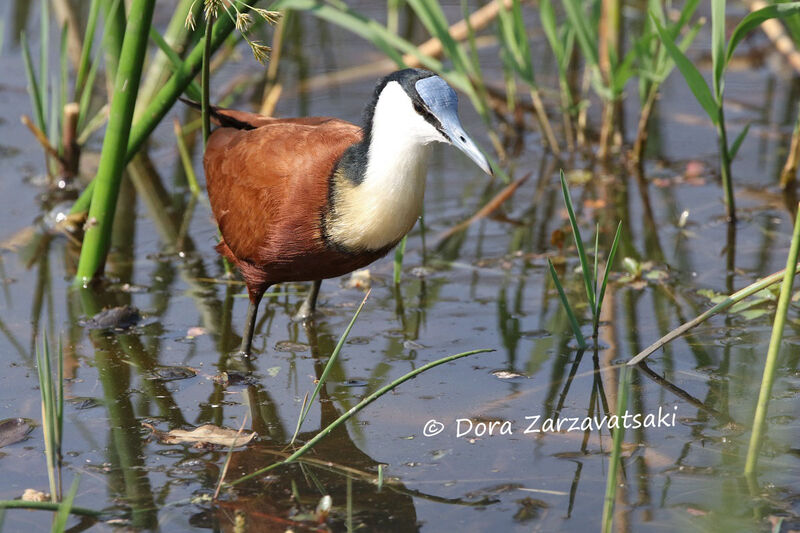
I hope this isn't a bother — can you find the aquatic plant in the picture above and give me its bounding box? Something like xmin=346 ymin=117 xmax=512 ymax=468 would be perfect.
xmin=601 ymin=365 xmax=630 ymax=533
xmin=35 ymin=332 xmax=63 ymax=503
xmin=744 ymin=201 xmax=800 ymax=475
xmin=548 ymin=170 xmax=621 ymax=350
xmin=630 ymin=0 xmax=702 ymax=163
xmin=290 ymin=291 xmax=371 ymax=445
xmin=228 ymin=347 xmax=493 ymax=486
xmin=74 ymin=0 xmax=157 ymax=285
xmin=653 ymin=1 xmax=800 ymax=221
xmin=496 ymin=0 xmax=561 ymax=155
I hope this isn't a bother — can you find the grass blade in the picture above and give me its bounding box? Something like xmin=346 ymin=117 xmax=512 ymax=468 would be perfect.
xmin=559 ymin=170 xmax=595 ymax=312
xmin=290 ymin=290 xmax=371 ymax=445
xmin=727 ymin=2 xmax=800 ymax=65
xmin=548 ymin=258 xmax=587 ymax=349
xmin=149 ymin=27 xmax=202 ymax=101
xmin=650 ymin=13 xmax=718 ymax=122
xmin=596 ymin=222 xmax=622 ymax=324
xmin=52 ymin=476 xmax=80 ymax=533
xmin=173 ymin=118 xmax=201 ymax=195
xmin=74 ymin=0 xmax=101 ymax=99
xmin=562 ymin=0 xmax=599 ymax=67
xmin=744 ymin=201 xmax=800 ymax=475
xmin=21 ymin=33 xmax=46 ymax=133
xmin=729 ymin=122 xmax=751 ymax=160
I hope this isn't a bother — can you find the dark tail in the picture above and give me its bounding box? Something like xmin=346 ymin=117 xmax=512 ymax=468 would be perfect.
xmin=178 ymin=97 xmax=256 ymax=131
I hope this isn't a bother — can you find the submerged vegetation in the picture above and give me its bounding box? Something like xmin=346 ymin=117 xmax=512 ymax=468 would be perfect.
xmin=1 ymin=0 xmax=800 ymax=530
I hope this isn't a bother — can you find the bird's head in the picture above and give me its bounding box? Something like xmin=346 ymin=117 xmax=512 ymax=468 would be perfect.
xmin=365 ymin=68 xmax=492 ymax=176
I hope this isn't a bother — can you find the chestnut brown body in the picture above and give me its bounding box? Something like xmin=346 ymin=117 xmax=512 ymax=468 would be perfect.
xmin=203 ymin=108 xmax=392 ymax=300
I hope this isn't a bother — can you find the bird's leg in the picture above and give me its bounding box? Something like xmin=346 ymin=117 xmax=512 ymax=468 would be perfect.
xmin=240 ymin=288 xmax=265 ymax=356
xmin=294 ymin=280 xmax=322 ymax=321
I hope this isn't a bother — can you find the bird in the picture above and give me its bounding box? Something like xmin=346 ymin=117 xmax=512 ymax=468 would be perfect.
xmin=198 ymin=68 xmax=492 ymax=355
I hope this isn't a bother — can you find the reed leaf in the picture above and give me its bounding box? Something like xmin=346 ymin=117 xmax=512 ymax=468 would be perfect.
xmin=711 ymin=0 xmax=725 ymax=98
xmin=548 ymin=258 xmax=587 ymax=349
xmin=21 ymin=33 xmax=46 ymax=133
xmin=628 ymin=263 xmax=800 ymax=365
xmin=726 ymin=3 xmax=800 ymax=66
xmin=729 ymin=123 xmax=751 ymax=160
xmin=650 ymin=13 xmax=718 ymax=122
xmin=595 ymin=222 xmax=622 ymax=329
xmin=52 ymin=476 xmax=80 ymax=533
xmin=561 ymin=0 xmax=599 ymax=67
xmin=560 ymin=170 xmax=595 ymax=312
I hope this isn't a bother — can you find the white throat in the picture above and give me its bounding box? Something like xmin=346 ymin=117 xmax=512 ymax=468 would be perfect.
xmin=326 ymin=82 xmax=445 ymax=251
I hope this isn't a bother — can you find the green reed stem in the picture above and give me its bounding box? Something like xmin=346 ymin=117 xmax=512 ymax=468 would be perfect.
xmin=201 ymin=13 xmax=214 ymax=147
xmin=744 ymin=204 xmax=800 ymax=475
xmin=0 ymin=500 xmax=99 ymax=518
xmin=101 ymin=0 xmax=126 ymax=83
xmin=716 ymin=109 xmax=735 ymax=221
xmin=70 ymin=0 xmax=259 ymax=216
xmin=74 ymin=0 xmax=156 ymax=285
xmin=229 ymin=348 xmax=494 ymax=486
xmin=290 ymin=291 xmax=371 ymax=445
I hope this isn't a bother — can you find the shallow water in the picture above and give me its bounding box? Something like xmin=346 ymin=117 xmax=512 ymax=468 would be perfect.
xmin=1 ymin=2 xmax=800 ymax=532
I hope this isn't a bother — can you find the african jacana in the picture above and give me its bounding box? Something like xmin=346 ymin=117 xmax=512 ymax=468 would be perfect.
xmin=201 ymin=68 xmax=491 ymax=355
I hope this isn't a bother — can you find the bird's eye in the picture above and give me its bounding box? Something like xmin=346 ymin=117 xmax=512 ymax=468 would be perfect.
xmin=459 ymin=136 xmax=465 ymax=142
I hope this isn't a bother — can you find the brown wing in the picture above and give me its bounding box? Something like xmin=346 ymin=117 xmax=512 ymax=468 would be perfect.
xmin=212 ymin=107 xmax=343 ymax=129
xmin=204 ymin=118 xmax=362 ymax=265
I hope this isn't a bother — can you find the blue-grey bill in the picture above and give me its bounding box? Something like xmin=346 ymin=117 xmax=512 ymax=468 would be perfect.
xmin=442 ymin=121 xmax=492 ymax=176
xmin=415 ymin=76 xmax=493 ymax=176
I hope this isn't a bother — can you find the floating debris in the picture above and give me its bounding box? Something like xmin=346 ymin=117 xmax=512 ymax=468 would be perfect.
xmin=143 ymin=422 xmax=256 ymax=447
xmin=491 ymin=370 xmax=526 ymax=380
xmin=347 ymin=269 xmax=371 ymax=289
xmin=83 ymin=305 xmax=141 ymax=331
xmin=0 ymin=418 xmax=34 ymax=448
xmin=186 ymin=326 xmax=207 ymax=338
xmin=21 ymin=489 xmax=49 ymax=502
xmin=275 ymin=340 xmax=310 ymax=352
xmin=148 ymin=365 xmax=198 ymax=382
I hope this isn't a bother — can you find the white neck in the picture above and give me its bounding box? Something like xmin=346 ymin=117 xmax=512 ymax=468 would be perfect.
xmin=326 ymin=82 xmax=444 ymax=251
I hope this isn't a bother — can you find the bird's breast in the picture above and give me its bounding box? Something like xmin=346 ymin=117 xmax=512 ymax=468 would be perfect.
xmin=323 ymin=144 xmax=430 ymax=252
